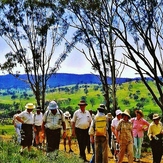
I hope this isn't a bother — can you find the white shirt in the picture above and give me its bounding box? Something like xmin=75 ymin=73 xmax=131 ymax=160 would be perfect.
xmin=111 ymin=117 xmax=120 ymax=128
xmin=18 ymin=109 xmax=34 ymax=124
xmin=34 ymin=113 xmax=43 ymax=126
xmin=71 ymin=109 xmax=92 ymax=129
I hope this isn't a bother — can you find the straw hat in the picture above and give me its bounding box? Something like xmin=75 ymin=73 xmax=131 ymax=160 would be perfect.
xmin=25 ymin=103 xmax=35 ymax=109
xmin=78 ymin=100 xmax=87 ymax=106
xmin=136 ymin=110 xmax=144 ymax=117
xmin=108 ymin=113 xmax=113 ymax=119
xmin=64 ymin=111 xmax=71 ymax=118
xmin=152 ymin=113 xmax=160 ymax=120
xmin=122 ymin=109 xmax=131 ymax=118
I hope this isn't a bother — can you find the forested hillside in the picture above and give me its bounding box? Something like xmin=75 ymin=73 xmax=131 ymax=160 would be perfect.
xmin=0 ymin=73 xmax=142 ymax=89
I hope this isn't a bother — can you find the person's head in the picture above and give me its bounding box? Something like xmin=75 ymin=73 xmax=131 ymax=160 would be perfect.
xmin=107 ymin=113 xmax=113 ymax=121
xmin=122 ymin=109 xmax=131 ymax=121
xmin=136 ymin=110 xmax=144 ymax=119
xmin=152 ymin=113 xmax=161 ymax=125
xmin=78 ymin=100 xmax=87 ymax=112
xmin=99 ymin=104 xmax=106 ymax=110
xmin=115 ymin=109 xmax=122 ymax=120
xmin=36 ymin=106 xmax=41 ymax=114
xmin=64 ymin=111 xmax=71 ymax=119
xmin=97 ymin=106 xmax=106 ymax=113
xmin=17 ymin=110 xmax=21 ymax=114
xmin=25 ymin=103 xmax=35 ymax=113
xmin=48 ymin=101 xmax=58 ymax=115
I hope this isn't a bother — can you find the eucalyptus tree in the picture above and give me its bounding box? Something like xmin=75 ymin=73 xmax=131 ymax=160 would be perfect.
xmin=109 ymin=0 xmax=163 ymax=113
xmin=63 ymin=0 xmax=126 ymax=113
xmin=0 ymin=0 xmax=69 ymax=112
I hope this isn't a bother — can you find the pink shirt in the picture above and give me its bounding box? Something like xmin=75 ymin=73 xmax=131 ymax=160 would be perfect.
xmin=131 ymin=117 xmax=149 ymax=138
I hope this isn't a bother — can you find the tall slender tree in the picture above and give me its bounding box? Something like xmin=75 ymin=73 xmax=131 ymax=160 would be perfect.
xmin=110 ymin=0 xmax=163 ymax=113
xmin=63 ymin=0 xmax=126 ymax=113
xmin=0 ymin=0 xmax=69 ymax=112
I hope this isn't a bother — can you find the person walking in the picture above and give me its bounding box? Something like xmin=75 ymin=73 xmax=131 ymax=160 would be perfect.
xmin=33 ymin=106 xmax=43 ymax=149
xmin=116 ymin=109 xmax=133 ymax=163
xmin=131 ymin=109 xmax=149 ymax=162
xmin=147 ymin=113 xmax=163 ymax=163
xmin=89 ymin=106 xmax=108 ymax=163
xmin=12 ymin=110 xmax=22 ymax=144
xmin=71 ymin=100 xmax=92 ymax=162
xmin=16 ymin=103 xmax=35 ymax=154
xmin=111 ymin=109 xmax=122 ymax=160
xmin=63 ymin=111 xmax=73 ymax=153
xmin=42 ymin=101 xmax=66 ymax=153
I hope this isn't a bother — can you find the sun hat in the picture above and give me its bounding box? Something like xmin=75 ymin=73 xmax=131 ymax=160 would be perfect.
xmin=116 ymin=109 xmax=122 ymax=116
xmin=122 ymin=109 xmax=131 ymax=118
xmin=152 ymin=113 xmax=160 ymax=120
xmin=36 ymin=106 xmax=41 ymax=110
xmin=108 ymin=113 xmax=113 ymax=119
xmin=25 ymin=103 xmax=35 ymax=109
xmin=78 ymin=100 xmax=87 ymax=106
xmin=136 ymin=110 xmax=144 ymax=117
xmin=97 ymin=107 xmax=105 ymax=111
xmin=99 ymin=104 xmax=107 ymax=110
xmin=47 ymin=101 xmax=58 ymax=110
xmin=64 ymin=111 xmax=71 ymax=118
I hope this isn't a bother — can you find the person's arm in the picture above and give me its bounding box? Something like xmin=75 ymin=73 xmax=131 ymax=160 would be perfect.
xmin=147 ymin=124 xmax=153 ymax=141
xmin=16 ymin=116 xmax=24 ymax=124
xmin=111 ymin=126 xmax=116 ymax=136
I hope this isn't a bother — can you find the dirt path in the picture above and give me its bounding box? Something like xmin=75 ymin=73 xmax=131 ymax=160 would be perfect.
xmin=59 ymin=139 xmax=163 ymax=163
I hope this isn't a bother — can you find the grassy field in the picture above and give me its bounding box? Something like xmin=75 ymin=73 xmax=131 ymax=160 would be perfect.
xmin=0 ymin=80 xmax=161 ymax=117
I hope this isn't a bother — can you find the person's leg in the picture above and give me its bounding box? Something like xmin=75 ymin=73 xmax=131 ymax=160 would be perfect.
xmin=127 ymin=142 xmax=134 ymax=163
xmin=133 ymin=137 xmax=138 ymax=159
xmin=75 ymin=128 xmax=88 ymax=161
xmin=102 ymin=137 xmax=108 ymax=163
xmin=16 ymin=124 xmax=21 ymax=144
xmin=53 ymin=129 xmax=61 ymax=150
xmin=95 ymin=137 xmax=100 ymax=163
xmin=137 ymin=137 xmax=143 ymax=159
xmin=64 ymin=138 xmax=66 ymax=151
xmin=117 ymin=143 xmax=126 ymax=163
xmin=46 ymin=128 xmax=54 ymax=152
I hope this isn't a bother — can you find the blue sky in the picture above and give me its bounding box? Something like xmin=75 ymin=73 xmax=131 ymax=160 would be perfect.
xmin=0 ymin=37 xmax=137 ymax=78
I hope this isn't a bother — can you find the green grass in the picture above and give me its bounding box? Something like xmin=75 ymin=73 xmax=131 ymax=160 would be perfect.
xmin=0 ymin=140 xmax=83 ymax=163
xmin=0 ymin=125 xmax=15 ymax=136
xmin=0 ymin=81 xmax=162 ymax=117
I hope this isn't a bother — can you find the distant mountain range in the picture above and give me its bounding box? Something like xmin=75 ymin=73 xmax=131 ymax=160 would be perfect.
xmin=0 ymin=73 xmax=143 ymax=89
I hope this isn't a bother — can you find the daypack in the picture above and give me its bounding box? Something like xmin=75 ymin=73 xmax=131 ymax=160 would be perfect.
xmin=95 ymin=115 xmax=107 ymax=136
xmin=45 ymin=109 xmax=63 ymax=124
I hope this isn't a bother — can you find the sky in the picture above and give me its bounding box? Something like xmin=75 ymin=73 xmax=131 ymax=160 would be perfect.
xmin=0 ymin=37 xmax=138 ymax=78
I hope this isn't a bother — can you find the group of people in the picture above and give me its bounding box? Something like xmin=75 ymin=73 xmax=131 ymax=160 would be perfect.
xmin=12 ymin=100 xmax=163 ymax=163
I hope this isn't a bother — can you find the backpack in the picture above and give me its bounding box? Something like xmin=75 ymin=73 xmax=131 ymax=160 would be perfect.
xmin=44 ymin=109 xmax=63 ymax=123
xmin=94 ymin=115 xmax=107 ymax=136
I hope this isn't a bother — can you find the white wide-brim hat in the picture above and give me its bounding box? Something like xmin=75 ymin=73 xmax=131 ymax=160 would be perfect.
xmin=64 ymin=111 xmax=71 ymax=118
xmin=47 ymin=101 xmax=58 ymax=110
